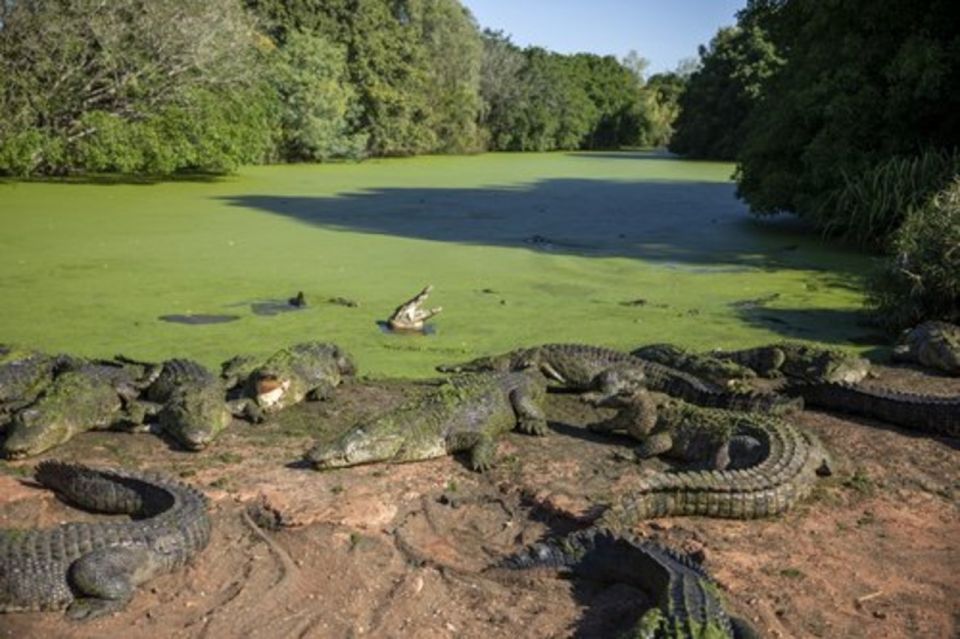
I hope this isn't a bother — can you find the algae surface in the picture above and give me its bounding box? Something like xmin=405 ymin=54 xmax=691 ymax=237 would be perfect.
xmin=0 ymin=152 xmax=873 ymax=378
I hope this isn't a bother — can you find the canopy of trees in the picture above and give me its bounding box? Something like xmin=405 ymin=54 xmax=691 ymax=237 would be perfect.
xmin=0 ymin=0 xmax=688 ymax=176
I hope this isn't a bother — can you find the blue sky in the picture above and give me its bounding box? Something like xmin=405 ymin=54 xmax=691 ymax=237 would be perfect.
xmin=461 ymin=0 xmax=746 ymax=74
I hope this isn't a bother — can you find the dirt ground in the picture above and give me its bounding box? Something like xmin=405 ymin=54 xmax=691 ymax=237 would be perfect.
xmin=1 ymin=364 xmax=957 ymax=639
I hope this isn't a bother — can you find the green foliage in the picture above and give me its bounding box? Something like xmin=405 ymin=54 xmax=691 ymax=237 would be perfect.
xmin=416 ymin=0 xmax=484 ymax=153
xmin=867 ymin=177 xmax=960 ymax=330
xmin=268 ymin=30 xmax=367 ymax=161
xmin=635 ymin=71 xmax=689 ymax=147
xmin=0 ymin=0 xmax=271 ymax=176
xmin=669 ymin=25 xmax=782 ymax=160
xmin=736 ymin=0 xmax=960 ymax=230
xmin=819 ymin=149 xmax=960 ymax=248
xmin=479 ymin=38 xmax=657 ymax=152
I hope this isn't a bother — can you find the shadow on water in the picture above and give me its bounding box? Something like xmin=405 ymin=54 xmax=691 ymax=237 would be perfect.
xmin=216 ymin=178 xmax=868 ymax=278
xmin=0 ymin=172 xmax=227 ymax=187
xmin=734 ymin=306 xmax=888 ymax=345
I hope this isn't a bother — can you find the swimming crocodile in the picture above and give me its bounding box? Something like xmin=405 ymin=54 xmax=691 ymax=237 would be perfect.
xmin=502 ymin=528 xmax=760 ymax=639
xmin=892 ymin=321 xmax=960 ymax=375
xmin=438 ymin=343 xmax=800 ymax=414
xmin=142 ymin=358 xmax=232 ymax=450
xmin=0 ymin=460 xmax=210 ymax=619
xmin=631 ymin=343 xmax=757 ymax=387
xmin=711 ymin=342 xmax=871 ymax=384
xmin=223 ymin=342 xmax=356 ymax=421
xmin=785 ymin=381 xmax=959 ymax=437
xmin=590 ymin=391 xmax=771 ymax=471
xmin=2 ymin=358 xmax=158 ymax=459
xmin=306 ymin=371 xmax=548 ymax=472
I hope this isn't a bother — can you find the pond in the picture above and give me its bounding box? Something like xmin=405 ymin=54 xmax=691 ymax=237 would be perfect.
xmin=0 ymin=152 xmax=874 ymax=378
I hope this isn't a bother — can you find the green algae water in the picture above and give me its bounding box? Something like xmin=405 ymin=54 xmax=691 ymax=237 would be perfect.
xmin=0 ymin=152 xmax=873 ymax=378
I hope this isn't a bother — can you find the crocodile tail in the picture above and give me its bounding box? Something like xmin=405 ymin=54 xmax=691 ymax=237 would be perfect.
xmin=787 ymin=382 xmax=959 ymax=437
xmin=602 ymin=418 xmax=825 ymax=523
xmin=499 ymin=527 xmax=612 ymax=570
xmin=35 ymin=460 xmax=166 ymax=516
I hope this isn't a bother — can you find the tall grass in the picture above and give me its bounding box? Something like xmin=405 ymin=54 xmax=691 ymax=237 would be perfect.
xmin=816 ymin=148 xmax=960 ymax=249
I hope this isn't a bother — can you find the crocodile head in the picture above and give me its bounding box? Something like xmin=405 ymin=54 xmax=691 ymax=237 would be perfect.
xmin=305 ymin=424 xmax=406 ymax=469
xmin=435 ymin=351 xmax=520 ymax=374
xmin=2 ymin=368 xmax=122 ymax=458
xmin=2 ymin=406 xmax=73 ymax=459
xmin=160 ymin=389 xmax=231 ymax=451
xmin=779 ymin=343 xmax=871 ymax=384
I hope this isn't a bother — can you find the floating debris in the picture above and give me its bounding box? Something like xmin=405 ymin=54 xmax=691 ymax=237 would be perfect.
xmin=328 ymin=297 xmax=359 ymax=308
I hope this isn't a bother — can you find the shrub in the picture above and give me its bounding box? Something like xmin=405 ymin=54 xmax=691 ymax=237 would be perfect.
xmin=817 ymin=149 xmax=960 ymax=248
xmin=867 ymin=176 xmax=960 ymax=330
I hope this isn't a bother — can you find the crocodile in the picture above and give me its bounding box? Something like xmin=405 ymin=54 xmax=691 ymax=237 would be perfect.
xmin=0 ymin=460 xmax=210 ymax=619
xmin=438 ymin=343 xmax=800 ymax=415
xmin=892 ymin=321 xmax=960 ymax=375
xmin=501 ymin=528 xmax=760 ymax=639
xmin=711 ymin=342 xmax=871 ymax=384
xmin=306 ymin=371 xmax=548 ymax=472
xmin=589 ymin=391 xmax=770 ymax=471
xmin=142 ymin=358 xmax=232 ymax=450
xmin=223 ymin=342 xmax=356 ymax=421
xmin=0 ymin=349 xmax=62 ymax=428
xmin=2 ymin=358 xmax=158 ymax=459
xmin=785 ymin=381 xmax=959 ymax=437
xmin=631 ymin=343 xmax=757 ymax=387
xmin=581 ymin=393 xmax=830 ymax=523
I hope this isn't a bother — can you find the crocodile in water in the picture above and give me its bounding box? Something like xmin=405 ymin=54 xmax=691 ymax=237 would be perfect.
xmin=439 ymin=343 xmax=799 ymax=414
xmin=0 ymin=460 xmax=210 ymax=619
xmin=306 ymin=371 xmax=547 ymax=472
xmin=501 ymin=528 xmax=760 ymax=639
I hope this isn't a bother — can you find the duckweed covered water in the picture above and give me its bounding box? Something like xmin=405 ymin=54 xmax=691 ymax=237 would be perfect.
xmin=0 ymin=152 xmax=874 ymax=378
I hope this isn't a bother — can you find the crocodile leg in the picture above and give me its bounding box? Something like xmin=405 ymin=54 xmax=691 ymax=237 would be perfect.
xmin=307 ymin=380 xmax=337 ymax=401
xmin=67 ymin=546 xmax=163 ymax=620
xmin=469 ymin=434 xmax=498 ymax=472
xmin=635 ymin=431 xmax=673 ymax=458
xmin=510 ymin=387 xmax=548 ymax=436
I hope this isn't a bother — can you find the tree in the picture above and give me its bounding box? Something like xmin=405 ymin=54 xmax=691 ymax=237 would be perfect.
xmin=735 ymin=0 xmax=960 ymax=224
xmin=669 ymin=25 xmax=782 ymax=160
xmin=269 ymin=30 xmax=366 ymax=161
xmin=0 ymin=0 xmax=273 ymax=175
xmin=415 ymin=0 xmax=484 ymax=153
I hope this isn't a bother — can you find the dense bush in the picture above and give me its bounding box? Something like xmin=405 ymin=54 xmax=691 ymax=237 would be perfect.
xmin=735 ymin=0 xmax=960 ymax=229
xmin=867 ymin=177 xmax=960 ymax=330
xmin=0 ymin=0 xmax=272 ymax=176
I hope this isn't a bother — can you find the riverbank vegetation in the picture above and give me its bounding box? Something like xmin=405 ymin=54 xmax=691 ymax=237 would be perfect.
xmin=1 ymin=0 xmax=956 ymax=332
xmin=0 ymin=0 xmax=684 ymax=176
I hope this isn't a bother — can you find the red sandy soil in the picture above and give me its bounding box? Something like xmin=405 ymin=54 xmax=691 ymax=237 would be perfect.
xmin=0 ymin=364 xmax=957 ymax=638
